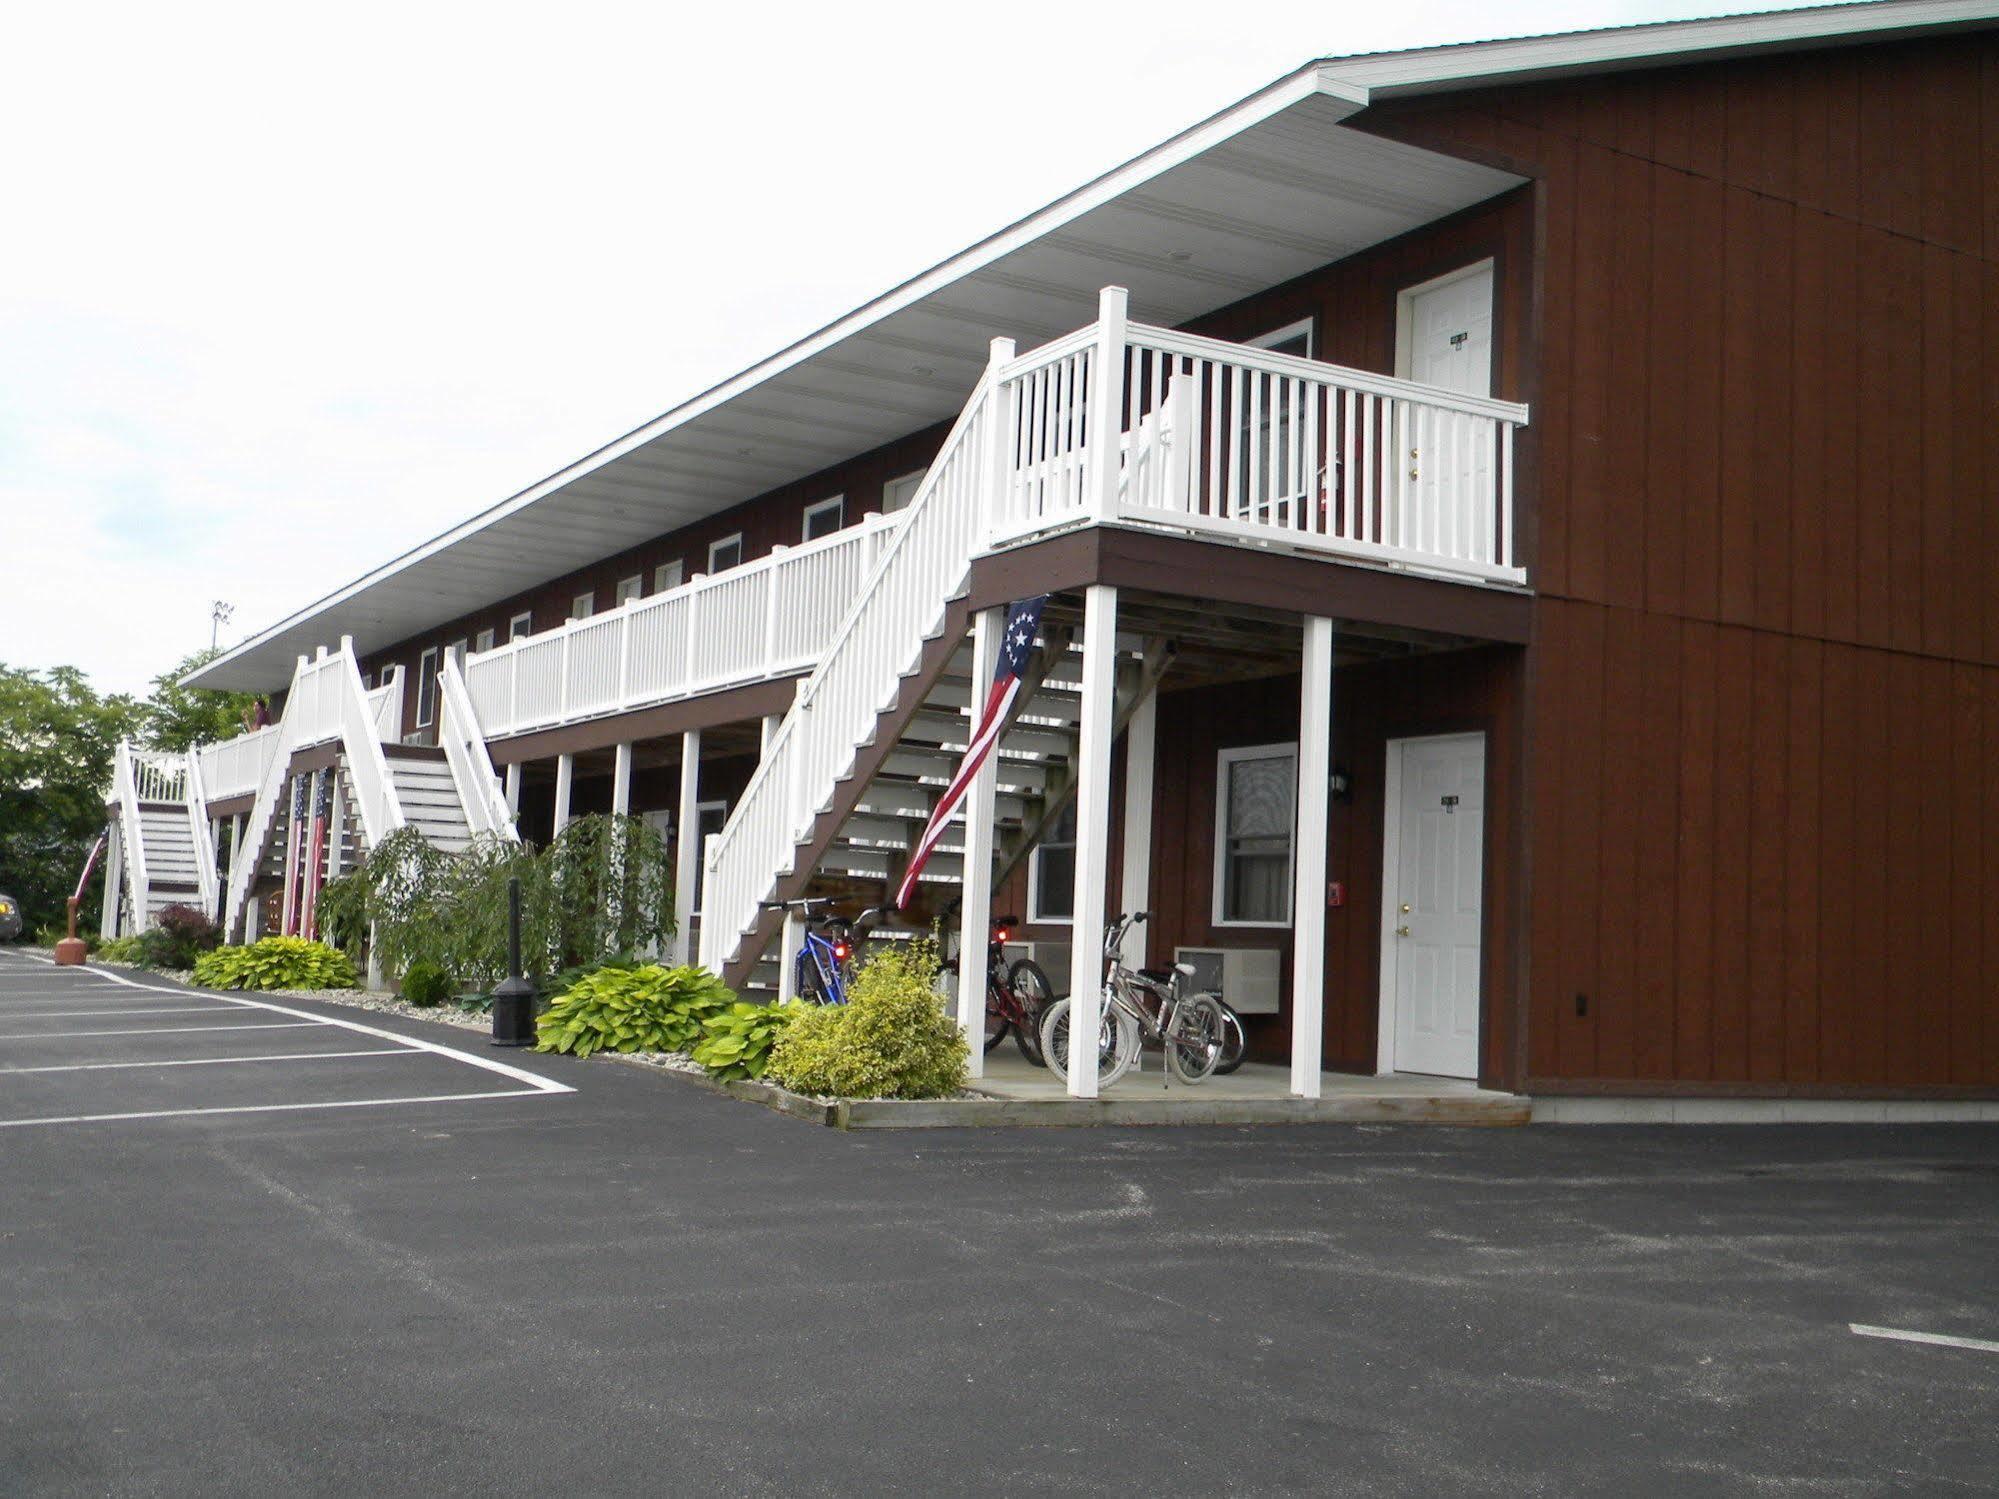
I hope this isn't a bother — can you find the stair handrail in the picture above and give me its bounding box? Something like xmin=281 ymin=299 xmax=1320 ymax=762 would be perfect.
xmin=333 ymin=635 xmax=405 ymax=849
xmin=110 ymin=741 xmax=150 ymax=932
xmin=182 ymin=744 xmax=220 ymax=918
xmin=698 ymin=341 xmax=1012 ymax=970
xmin=437 ymin=653 xmax=516 ymax=842
xmin=224 ymin=655 xmax=310 ymax=938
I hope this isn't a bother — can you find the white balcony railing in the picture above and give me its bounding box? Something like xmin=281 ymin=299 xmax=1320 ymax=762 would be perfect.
xmin=196 ymin=723 xmax=283 ymax=803
xmin=992 ymin=320 xmax=1528 ymax=583
xmin=461 ymin=512 xmax=906 ymax=740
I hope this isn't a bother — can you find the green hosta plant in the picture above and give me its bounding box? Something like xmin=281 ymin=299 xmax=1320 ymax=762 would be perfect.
xmin=690 ymin=1001 xmax=799 ymax=1081
xmin=193 ymin=937 xmax=358 ymax=992
xmin=535 ymin=963 xmax=734 ymax=1059
xmin=765 ymin=938 xmax=967 ymax=1100
xmin=96 ymin=934 xmax=146 ymax=964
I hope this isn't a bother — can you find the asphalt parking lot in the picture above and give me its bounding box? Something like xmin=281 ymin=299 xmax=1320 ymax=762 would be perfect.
xmin=1 ymin=948 xmax=1994 ymax=1496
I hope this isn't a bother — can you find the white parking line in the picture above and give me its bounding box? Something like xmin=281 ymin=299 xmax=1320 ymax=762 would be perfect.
xmin=0 ymin=1006 xmax=243 ymax=1019
xmin=0 ymin=1049 xmax=420 ymax=1075
xmin=1850 ymin=1323 xmax=1999 ymax=1355
xmin=0 ymin=952 xmax=572 ymax=1126
xmin=0 ymin=1021 xmax=325 ymax=1041
xmin=0 ymin=1089 xmax=557 ymax=1129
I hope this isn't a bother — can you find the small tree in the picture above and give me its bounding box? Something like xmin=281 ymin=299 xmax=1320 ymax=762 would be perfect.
xmin=143 ymin=647 xmax=257 ymax=753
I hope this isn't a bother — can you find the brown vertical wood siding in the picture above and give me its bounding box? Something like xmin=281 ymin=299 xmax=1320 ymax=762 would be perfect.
xmin=1359 ymin=32 xmax=1999 ymax=1091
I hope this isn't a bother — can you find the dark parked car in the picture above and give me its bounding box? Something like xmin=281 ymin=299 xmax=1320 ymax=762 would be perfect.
xmin=0 ymin=893 xmax=22 ymax=941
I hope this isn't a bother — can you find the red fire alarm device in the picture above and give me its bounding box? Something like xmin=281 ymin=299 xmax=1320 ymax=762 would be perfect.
xmin=1327 ymin=881 xmax=1346 ymax=908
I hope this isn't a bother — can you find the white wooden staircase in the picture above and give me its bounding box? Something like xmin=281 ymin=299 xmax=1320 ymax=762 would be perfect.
xmin=217 ymin=642 xmax=513 ymax=939
xmin=105 ymin=742 xmax=220 ymax=935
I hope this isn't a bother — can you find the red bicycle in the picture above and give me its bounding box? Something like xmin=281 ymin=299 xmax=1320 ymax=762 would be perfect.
xmin=975 ymin=915 xmax=1055 ymax=1066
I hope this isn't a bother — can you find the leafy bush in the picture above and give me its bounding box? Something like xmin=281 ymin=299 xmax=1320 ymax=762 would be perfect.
xmin=318 ymin=816 xmax=674 ymax=990
xmin=96 ymin=934 xmax=145 ymax=963
xmin=765 ymin=938 xmax=966 ymax=1100
xmin=690 ymin=1001 xmax=799 ymax=1081
xmin=140 ymin=903 xmax=222 ymax=970
xmin=399 ymin=959 xmax=453 ymax=1008
xmin=534 ymin=964 xmax=734 ymax=1059
xmin=194 ymin=937 xmax=358 ymax=992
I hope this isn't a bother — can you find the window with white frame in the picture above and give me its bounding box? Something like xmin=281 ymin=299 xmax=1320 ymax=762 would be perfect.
xmin=447 ymin=638 xmax=468 ymax=678
xmin=1212 ymin=743 xmax=1296 ymax=926
xmin=474 ymin=627 xmax=495 ymax=653
xmin=882 ymin=468 xmax=928 ymax=514
xmin=802 ymin=495 xmax=844 ymax=541
xmin=415 ymin=646 xmax=440 ymax=729
xmin=707 ymin=534 xmax=743 ymax=573
xmin=570 ymin=592 xmax=596 ymax=621
xmin=1028 ymin=800 xmax=1076 ymax=924
xmin=508 ymin=611 xmax=533 ymax=641
xmin=653 ymin=560 xmax=684 ymax=594
xmin=615 ymin=574 xmax=643 ymax=606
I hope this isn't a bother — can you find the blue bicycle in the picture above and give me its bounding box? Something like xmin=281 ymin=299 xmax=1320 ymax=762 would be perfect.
xmin=762 ymin=899 xmax=882 ymax=1004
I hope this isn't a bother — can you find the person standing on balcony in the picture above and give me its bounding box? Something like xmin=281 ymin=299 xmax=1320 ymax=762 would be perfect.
xmin=241 ymin=696 xmax=271 ymax=732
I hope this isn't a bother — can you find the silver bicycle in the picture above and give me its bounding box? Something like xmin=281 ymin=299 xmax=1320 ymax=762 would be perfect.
xmin=1039 ymin=912 xmax=1227 ymax=1089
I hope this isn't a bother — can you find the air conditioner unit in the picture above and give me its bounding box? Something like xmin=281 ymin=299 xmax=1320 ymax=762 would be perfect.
xmin=1002 ymin=940 xmax=1072 ymax=996
xmin=1173 ymin=946 xmax=1282 ymax=1014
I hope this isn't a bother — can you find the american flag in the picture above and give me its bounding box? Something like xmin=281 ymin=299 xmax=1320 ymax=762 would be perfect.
xmin=894 ymin=594 xmax=1047 ymax=910
xmin=300 ymin=773 xmax=333 ymax=941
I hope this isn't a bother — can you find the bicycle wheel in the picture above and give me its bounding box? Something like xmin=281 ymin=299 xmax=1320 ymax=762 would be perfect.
xmin=1039 ymin=997 xmax=1138 ymax=1090
xmin=982 ymin=994 xmax=1011 ymax=1054
xmin=1212 ymin=1000 xmax=1248 ymax=1076
xmin=1165 ymin=994 xmax=1225 ymax=1085
xmin=1007 ymin=959 xmax=1053 ymax=1067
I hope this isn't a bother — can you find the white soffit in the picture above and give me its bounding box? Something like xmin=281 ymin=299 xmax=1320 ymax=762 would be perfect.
xmin=190 ymin=82 xmax=1520 ymax=689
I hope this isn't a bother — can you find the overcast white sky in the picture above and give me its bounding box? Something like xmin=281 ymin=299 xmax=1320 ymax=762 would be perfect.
xmin=1 ymin=0 xmax=1825 ymax=695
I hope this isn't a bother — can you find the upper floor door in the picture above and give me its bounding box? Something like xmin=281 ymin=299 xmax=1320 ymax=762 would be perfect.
xmin=1394 ymin=260 xmax=1496 ymax=558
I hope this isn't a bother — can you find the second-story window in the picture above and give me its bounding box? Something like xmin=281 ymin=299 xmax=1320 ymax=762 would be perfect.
xmin=570 ymin=591 xmax=596 ymax=622
xmin=447 ymin=638 xmax=468 ymax=676
xmin=802 ymin=495 xmax=844 ymax=541
xmin=654 ymin=560 xmax=684 ymax=593
xmin=474 ymin=628 xmax=495 ymax=653
xmin=508 ymin=611 xmax=533 ymax=641
xmin=615 ymin=574 xmax=643 ymax=606
xmin=707 ymin=534 xmax=743 ymax=573
xmin=415 ymin=647 xmax=440 ymax=729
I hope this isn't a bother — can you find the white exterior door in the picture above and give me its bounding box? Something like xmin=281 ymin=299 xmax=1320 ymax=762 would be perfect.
xmin=1394 ymin=261 xmax=1495 ymax=555
xmin=1382 ymin=732 xmax=1485 ymax=1079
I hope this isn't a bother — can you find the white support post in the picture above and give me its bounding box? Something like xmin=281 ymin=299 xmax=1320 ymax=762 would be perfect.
xmin=956 ymin=606 xmax=1004 ymax=1076
xmin=1119 ymin=678 xmax=1157 ymax=927
xmin=504 ymin=762 xmax=521 ymax=817
xmin=611 ymin=742 xmax=633 ymax=817
xmin=1066 ymin=584 xmax=1119 ymax=1099
xmin=1087 ymin=286 xmax=1129 ymax=522
xmin=1291 ymin=616 xmax=1335 ymax=1100
xmin=672 ymin=729 xmax=701 ymax=966
xmin=760 ymin=714 xmax=781 ymax=758
xmin=99 ymin=822 xmax=124 ymax=940
xmin=777 ymin=910 xmax=802 ymax=1003
xmin=986 ymin=335 xmax=1017 ymax=532
xmin=552 ymin=753 xmax=574 ymax=836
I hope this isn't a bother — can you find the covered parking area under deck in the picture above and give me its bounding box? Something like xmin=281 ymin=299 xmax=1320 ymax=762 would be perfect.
xmin=954 ymin=525 xmax=1532 ymax=1102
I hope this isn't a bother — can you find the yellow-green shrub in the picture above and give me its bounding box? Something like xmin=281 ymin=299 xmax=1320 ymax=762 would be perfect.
xmin=193 ymin=937 xmax=358 ymax=991
xmin=535 ymin=964 xmax=733 ymax=1059
xmin=765 ymin=938 xmax=966 ymax=1100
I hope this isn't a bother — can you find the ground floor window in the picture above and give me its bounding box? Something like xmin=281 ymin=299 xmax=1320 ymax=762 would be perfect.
xmin=1029 ymin=800 xmax=1076 ymax=923
xmin=1213 ymin=742 xmax=1295 ymax=925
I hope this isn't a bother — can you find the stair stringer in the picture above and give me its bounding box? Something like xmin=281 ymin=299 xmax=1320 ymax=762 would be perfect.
xmin=716 ymin=592 xmax=975 ymax=993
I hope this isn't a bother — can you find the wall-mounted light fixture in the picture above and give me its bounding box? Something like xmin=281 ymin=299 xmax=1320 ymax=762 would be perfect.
xmin=1329 ymin=765 xmax=1353 ymax=804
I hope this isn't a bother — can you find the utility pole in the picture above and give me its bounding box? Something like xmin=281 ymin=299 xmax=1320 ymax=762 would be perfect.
xmin=210 ymin=600 xmax=234 ymax=651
